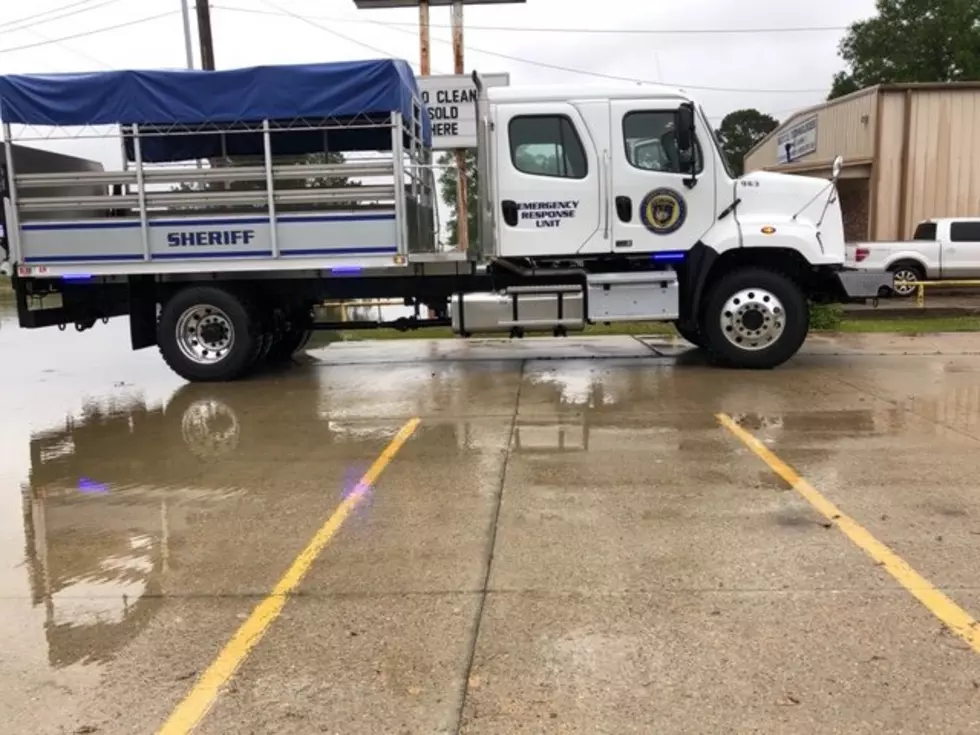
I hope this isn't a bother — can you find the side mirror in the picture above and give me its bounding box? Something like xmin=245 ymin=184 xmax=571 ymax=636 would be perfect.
xmin=675 ymin=104 xmax=695 ymax=152
xmin=832 ymin=155 xmax=843 ymax=181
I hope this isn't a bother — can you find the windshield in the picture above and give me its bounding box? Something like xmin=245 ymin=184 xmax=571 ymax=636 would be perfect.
xmin=698 ymin=105 xmax=737 ymax=179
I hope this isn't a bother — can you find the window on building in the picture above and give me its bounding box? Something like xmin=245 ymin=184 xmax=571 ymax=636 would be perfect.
xmin=912 ymin=221 xmax=937 ymax=241
xmin=623 ymin=110 xmax=703 ymax=174
xmin=509 ymin=116 xmax=587 ymax=179
xmin=950 ymin=221 xmax=980 ymax=242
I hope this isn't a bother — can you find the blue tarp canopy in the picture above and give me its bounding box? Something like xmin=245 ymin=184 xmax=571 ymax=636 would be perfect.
xmin=0 ymin=59 xmax=431 ymax=162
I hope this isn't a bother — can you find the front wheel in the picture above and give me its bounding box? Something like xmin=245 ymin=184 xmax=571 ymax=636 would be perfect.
xmin=701 ymin=268 xmax=809 ymax=370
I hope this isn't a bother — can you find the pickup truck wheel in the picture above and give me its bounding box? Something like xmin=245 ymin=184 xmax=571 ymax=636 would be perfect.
xmin=888 ymin=263 xmax=924 ymax=297
xmin=701 ymin=268 xmax=808 ymax=369
xmin=158 ymin=286 xmax=263 ymax=382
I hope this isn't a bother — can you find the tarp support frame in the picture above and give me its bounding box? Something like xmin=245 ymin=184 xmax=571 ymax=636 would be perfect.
xmin=131 ymin=124 xmax=151 ymax=261
xmin=391 ymin=111 xmax=408 ymax=257
xmin=2 ymin=122 xmax=22 ymax=264
xmin=262 ymin=119 xmax=280 ymax=259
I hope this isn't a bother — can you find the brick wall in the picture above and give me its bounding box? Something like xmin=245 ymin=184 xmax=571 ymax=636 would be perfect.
xmin=838 ymin=179 xmax=870 ymax=242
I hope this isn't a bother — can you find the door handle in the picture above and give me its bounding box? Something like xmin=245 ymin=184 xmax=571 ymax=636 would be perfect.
xmin=501 ymin=200 xmax=518 ymax=227
xmin=615 ymin=196 xmax=632 ymax=223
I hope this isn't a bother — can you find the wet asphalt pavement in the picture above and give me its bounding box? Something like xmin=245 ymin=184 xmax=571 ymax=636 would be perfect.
xmin=3 ymin=296 xmax=980 ymax=734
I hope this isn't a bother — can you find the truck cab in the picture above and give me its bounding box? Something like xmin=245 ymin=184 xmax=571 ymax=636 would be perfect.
xmin=479 ymin=83 xmax=852 ymax=268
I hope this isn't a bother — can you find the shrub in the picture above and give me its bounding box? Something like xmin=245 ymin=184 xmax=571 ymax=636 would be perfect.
xmin=809 ymin=303 xmax=843 ymax=330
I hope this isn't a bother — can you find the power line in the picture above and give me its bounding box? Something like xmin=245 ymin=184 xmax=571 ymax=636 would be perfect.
xmin=0 ymin=0 xmax=125 ymax=33
xmin=18 ymin=26 xmax=112 ymax=68
xmin=0 ymin=11 xmax=178 ymax=55
xmin=249 ymin=3 xmax=850 ymax=36
xmin=432 ymin=42 xmax=828 ymax=94
xmin=255 ymin=0 xmax=450 ymax=74
xmin=215 ymin=4 xmax=829 ymax=95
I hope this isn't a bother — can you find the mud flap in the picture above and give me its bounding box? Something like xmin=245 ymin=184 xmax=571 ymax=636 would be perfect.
xmin=129 ymin=276 xmax=157 ymax=350
xmin=678 ymin=241 xmax=718 ymax=328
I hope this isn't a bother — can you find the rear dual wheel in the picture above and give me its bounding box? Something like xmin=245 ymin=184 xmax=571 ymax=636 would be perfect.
xmin=159 ymin=286 xmax=311 ymax=382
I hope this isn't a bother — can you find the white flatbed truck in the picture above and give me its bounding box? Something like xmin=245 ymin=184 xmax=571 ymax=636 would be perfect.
xmin=0 ymin=59 xmax=892 ymax=382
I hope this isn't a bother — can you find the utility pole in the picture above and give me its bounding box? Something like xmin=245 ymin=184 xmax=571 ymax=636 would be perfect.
xmin=195 ymin=1 xmax=216 ymax=70
xmin=418 ymin=0 xmax=430 ymax=75
xmin=179 ymin=0 xmax=194 ymax=68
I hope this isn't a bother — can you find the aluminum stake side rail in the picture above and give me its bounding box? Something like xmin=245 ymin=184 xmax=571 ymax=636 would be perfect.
xmin=0 ymin=59 xmax=892 ymax=382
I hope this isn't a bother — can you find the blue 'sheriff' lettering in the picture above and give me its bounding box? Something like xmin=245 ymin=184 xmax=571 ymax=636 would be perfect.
xmin=166 ymin=230 xmax=256 ymax=247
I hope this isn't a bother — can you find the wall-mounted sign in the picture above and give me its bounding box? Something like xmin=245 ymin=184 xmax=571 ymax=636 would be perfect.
xmin=776 ymin=114 xmax=818 ymax=164
xmin=418 ymin=73 xmax=510 ymax=149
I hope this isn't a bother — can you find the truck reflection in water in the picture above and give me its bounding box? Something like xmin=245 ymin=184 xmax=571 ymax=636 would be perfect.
xmin=21 ymin=353 xmax=906 ymax=668
xmin=22 ymin=393 xmax=250 ymax=669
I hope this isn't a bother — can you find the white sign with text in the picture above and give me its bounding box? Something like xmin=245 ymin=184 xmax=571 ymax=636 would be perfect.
xmin=418 ymin=73 xmax=510 ymax=149
xmin=776 ymin=114 xmax=818 ymax=164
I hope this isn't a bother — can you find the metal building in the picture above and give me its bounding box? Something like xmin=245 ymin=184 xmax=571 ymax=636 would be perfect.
xmin=743 ymin=83 xmax=980 ymax=242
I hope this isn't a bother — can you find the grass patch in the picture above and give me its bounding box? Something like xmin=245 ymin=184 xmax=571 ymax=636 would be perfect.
xmin=836 ymin=316 xmax=980 ymax=333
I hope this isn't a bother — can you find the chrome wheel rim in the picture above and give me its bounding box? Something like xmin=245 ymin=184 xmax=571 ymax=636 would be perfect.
xmin=175 ymin=304 xmax=235 ymax=365
xmin=719 ymin=288 xmax=786 ymax=352
xmin=891 ymin=269 xmax=919 ymax=296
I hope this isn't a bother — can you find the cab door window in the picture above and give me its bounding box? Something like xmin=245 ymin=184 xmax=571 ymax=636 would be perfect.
xmin=950 ymin=221 xmax=980 ymax=242
xmin=509 ymin=115 xmax=587 ymax=179
xmin=623 ymin=110 xmax=702 ymax=175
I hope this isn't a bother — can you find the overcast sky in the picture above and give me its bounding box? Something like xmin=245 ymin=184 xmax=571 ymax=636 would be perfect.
xmin=0 ymin=0 xmax=879 ymax=128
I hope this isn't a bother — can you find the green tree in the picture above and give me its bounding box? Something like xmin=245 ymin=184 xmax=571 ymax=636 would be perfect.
xmin=828 ymin=0 xmax=980 ymax=100
xmin=714 ymin=109 xmax=779 ymax=176
xmin=437 ymin=150 xmax=478 ymax=247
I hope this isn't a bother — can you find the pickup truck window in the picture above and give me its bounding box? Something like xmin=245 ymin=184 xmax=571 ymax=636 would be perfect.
xmin=913 ymin=222 xmax=937 ymax=240
xmin=623 ymin=110 xmax=703 ymax=175
xmin=509 ymin=115 xmax=587 ymax=179
xmin=950 ymin=221 xmax=980 ymax=242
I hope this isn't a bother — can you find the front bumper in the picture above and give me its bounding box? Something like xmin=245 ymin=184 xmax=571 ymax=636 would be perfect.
xmin=834 ymin=268 xmax=894 ymax=301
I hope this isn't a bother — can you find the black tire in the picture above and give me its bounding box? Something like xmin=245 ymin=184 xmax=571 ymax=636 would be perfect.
xmin=672 ymin=321 xmax=705 ymax=348
xmin=158 ymin=285 xmax=264 ymax=382
xmin=700 ymin=267 xmax=809 ymax=370
xmin=266 ymin=328 xmax=313 ymax=363
xmin=887 ymin=261 xmax=925 ymax=298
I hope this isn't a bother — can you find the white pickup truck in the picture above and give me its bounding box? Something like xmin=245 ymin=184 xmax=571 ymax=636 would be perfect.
xmin=846 ymin=217 xmax=980 ymax=296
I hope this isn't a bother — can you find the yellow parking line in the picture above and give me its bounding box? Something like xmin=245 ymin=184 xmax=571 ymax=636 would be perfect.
xmin=158 ymin=417 xmax=422 ymax=735
xmin=717 ymin=412 xmax=980 ymax=655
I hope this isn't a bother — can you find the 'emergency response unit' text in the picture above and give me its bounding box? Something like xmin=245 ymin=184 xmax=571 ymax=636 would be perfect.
xmin=518 ymin=201 xmax=579 ymax=228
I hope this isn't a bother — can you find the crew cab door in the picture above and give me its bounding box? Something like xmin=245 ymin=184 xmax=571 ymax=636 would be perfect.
xmin=941 ymin=220 xmax=980 ymax=277
xmin=493 ymin=102 xmax=603 ymax=258
xmin=609 ymin=100 xmax=716 ymax=255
